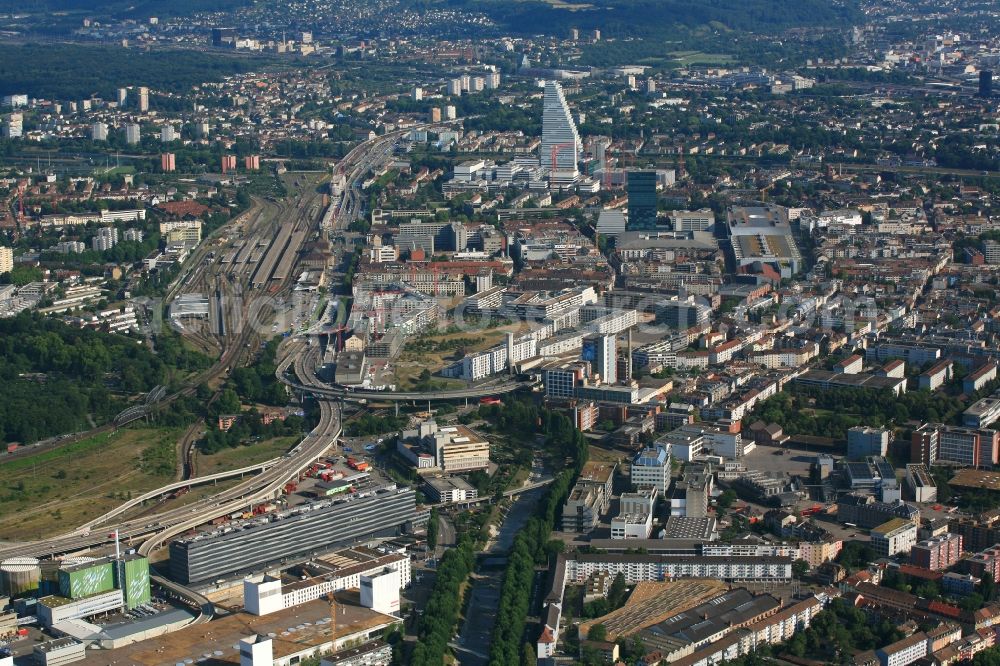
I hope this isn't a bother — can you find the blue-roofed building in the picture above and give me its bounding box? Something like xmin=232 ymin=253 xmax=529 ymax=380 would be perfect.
xmin=631 ymin=445 xmax=672 ymax=492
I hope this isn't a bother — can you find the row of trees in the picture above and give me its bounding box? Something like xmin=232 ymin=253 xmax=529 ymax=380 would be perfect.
xmin=408 ymin=536 xmax=476 ymax=666
xmin=345 ymin=413 xmax=408 ymax=437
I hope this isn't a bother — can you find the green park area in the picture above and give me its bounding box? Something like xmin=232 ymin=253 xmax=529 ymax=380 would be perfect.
xmin=0 ymin=427 xmax=181 ymax=540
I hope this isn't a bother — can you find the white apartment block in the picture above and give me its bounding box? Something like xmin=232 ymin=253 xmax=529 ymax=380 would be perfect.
xmin=564 ymin=555 xmax=792 ymax=584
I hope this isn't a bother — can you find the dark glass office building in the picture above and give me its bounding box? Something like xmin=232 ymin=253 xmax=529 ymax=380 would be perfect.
xmin=627 ymin=170 xmax=658 ymax=230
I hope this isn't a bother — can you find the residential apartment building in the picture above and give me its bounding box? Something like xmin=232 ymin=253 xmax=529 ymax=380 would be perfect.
xmin=564 ymin=553 xmax=794 ymax=584
xmin=910 ymin=533 xmax=962 ymax=570
xmin=0 ymin=246 xmax=12 ymax=274
xmin=875 ymin=631 xmax=927 ymax=666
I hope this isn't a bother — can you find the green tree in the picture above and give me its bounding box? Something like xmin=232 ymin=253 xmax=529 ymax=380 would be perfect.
xmin=983 ymin=572 xmax=997 ymax=602
xmin=216 ymin=389 xmax=241 ymax=415
xmin=587 ymin=624 xmax=607 ymax=642
xmin=792 ymin=559 xmax=810 ymax=578
xmin=608 ymin=572 xmax=628 ymax=609
xmin=521 ymin=643 xmax=537 ymax=666
xmin=427 ymin=508 xmax=439 ymax=550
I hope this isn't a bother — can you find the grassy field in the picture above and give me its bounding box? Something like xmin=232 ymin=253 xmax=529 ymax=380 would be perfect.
xmin=0 ymin=428 xmax=183 ymax=541
xmin=195 ymin=436 xmax=300 ymax=475
xmin=393 ymin=322 xmax=527 ymax=390
xmin=668 ymin=51 xmax=734 ymax=66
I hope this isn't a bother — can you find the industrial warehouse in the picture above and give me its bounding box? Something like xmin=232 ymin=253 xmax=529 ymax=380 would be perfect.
xmin=169 ymin=486 xmax=417 ymax=584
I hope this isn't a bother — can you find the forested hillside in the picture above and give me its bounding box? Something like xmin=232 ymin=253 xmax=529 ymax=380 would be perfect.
xmin=0 ymin=314 xmax=208 ymax=444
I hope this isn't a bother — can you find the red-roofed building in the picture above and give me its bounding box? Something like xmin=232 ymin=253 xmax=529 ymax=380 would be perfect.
xmin=157 ymin=200 xmax=210 ymax=218
xmin=898 ymin=564 xmax=943 ymax=581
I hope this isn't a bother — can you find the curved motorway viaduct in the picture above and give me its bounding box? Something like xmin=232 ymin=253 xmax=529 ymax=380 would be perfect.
xmin=0 ymin=399 xmax=341 ymax=561
xmin=77 ymin=458 xmax=283 ymax=532
xmin=277 ymin=337 xmax=533 ymax=402
xmin=283 ymin=377 xmax=531 ymax=402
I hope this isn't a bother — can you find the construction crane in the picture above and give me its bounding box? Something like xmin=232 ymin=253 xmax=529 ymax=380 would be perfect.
xmin=327 ymin=592 xmax=337 ymax=641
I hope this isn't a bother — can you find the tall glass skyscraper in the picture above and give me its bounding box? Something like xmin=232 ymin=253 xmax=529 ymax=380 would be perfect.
xmin=540 ymin=80 xmax=581 ymax=184
xmin=627 ymin=169 xmax=658 ymax=230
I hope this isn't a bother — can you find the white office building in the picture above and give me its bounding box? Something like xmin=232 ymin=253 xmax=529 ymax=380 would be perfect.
xmin=360 ymin=568 xmax=401 ymax=615
xmin=631 ymin=446 xmax=672 ymax=492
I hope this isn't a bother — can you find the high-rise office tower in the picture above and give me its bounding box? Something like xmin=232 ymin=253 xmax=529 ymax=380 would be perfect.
xmin=91 ymin=122 xmax=108 ymax=141
xmin=582 ymin=333 xmax=616 ymax=385
xmin=627 ymin=170 xmax=658 ymax=230
xmin=540 ymin=80 xmax=581 ymax=184
xmin=138 ymin=87 xmax=149 ymax=112
xmin=980 ymin=70 xmax=994 ymax=98
xmin=125 ymin=123 xmax=141 ymax=145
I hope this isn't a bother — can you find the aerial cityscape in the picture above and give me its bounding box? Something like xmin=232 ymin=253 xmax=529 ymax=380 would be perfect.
xmin=0 ymin=0 xmax=999 ymax=665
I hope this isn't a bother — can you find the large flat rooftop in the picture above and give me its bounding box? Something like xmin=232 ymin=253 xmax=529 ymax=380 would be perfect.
xmin=75 ymin=595 xmax=396 ymax=666
xmin=949 ymin=469 xmax=1000 ymax=492
xmin=579 ymin=578 xmax=727 ymax=642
